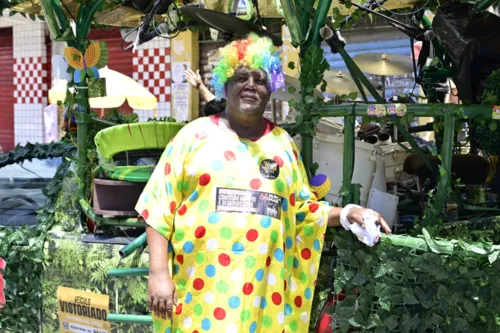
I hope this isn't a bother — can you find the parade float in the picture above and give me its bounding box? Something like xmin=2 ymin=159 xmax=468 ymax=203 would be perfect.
xmin=0 ymin=0 xmax=499 ymax=332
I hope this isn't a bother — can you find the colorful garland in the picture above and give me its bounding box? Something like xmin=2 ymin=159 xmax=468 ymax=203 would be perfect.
xmin=211 ymin=33 xmax=284 ymax=100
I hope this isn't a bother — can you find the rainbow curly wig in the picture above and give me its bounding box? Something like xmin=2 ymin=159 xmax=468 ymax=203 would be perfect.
xmin=211 ymin=33 xmax=284 ymax=100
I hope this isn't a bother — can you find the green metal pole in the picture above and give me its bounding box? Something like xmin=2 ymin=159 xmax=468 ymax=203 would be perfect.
xmin=76 ymin=85 xmax=90 ymax=198
xmin=108 ymin=268 xmax=149 ymax=277
xmin=301 ymin=135 xmax=314 ymax=177
xmin=107 ymin=314 xmax=152 ymax=324
xmin=119 ymin=233 xmax=147 ymax=258
xmin=434 ymin=113 xmax=455 ymax=213
xmin=310 ymin=0 xmax=332 ymax=46
xmin=342 ymin=114 xmax=355 ymax=206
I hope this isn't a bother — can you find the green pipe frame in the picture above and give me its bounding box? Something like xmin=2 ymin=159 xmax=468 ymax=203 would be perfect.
xmin=119 ymin=233 xmax=147 ymax=258
xmin=107 ymin=314 xmax=153 ymax=324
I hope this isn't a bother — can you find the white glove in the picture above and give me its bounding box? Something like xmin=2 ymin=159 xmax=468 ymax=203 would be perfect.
xmin=340 ymin=205 xmax=381 ymax=247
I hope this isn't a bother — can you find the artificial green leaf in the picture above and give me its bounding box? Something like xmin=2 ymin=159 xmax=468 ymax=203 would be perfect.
xmin=489 ymin=121 xmax=497 ymax=131
xmin=295 ymin=115 xmax=303 ymax=123
xmin=305 ymin=95 xmax=314 ymax=104
xmin=79 ymin=69 xmax=86 ymax=82
xmin=288 ymin=61 xmax=295 ymax=70
xmin=348 ymin=92 xmax=358 ymax=100
xmin=463 ymin=300 xmax=476 ymax=317
xmin=383 ymin=315 xmax=398 ymax=330
xmin=433 ymin=122 xmax=440 ymax=133
xmin=288 ymin=86 xmax=297 ymax=94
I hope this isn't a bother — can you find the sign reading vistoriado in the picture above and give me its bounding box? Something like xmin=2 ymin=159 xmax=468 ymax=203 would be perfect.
xmin=57 ymin=286 xmax=111 ymax=333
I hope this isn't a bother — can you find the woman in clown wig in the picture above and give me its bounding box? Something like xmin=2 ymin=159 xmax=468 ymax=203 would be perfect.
xmin=136 ymin=33 xmax=390 ymax=333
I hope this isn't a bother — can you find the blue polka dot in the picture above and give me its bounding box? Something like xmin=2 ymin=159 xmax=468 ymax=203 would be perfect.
xmin=282 ymin=199 xmax=288 ymax=211
xmin=189 ymin=190 xmax=199 ymax=202
xmin=285 ymin=237 xmax=293 ymax=249
xmin=274 ymin=248 xmax=284 ymax=262
xmin=185 ymin=292 xmax=193 ymax=304
xmin=228 ymin=296 xmax=241 ymax=309
xmin=205 ymin=265 xmax=216 ymax=277
xmin=212 ymin=160 xmax=223 ymax=171
xmin=183 ymin=241 xmax=194 ymax=254
xmin=202 ymin=318 xmax=211 ymax=331
xmin=305 ymin=288 xmax=313 ymax=300
xmin=260 ymin=297 xmax=267 ymax=309
xmin=299 ymin=189 xmax=310 ymax=200
xmin=173 ymin=264 xmax=179 ymax=275
xmin=285 ymin=151 xmax=293 ymax=163
xmin=296 ymin=212 xmax=306 ymax=222
xmin=285 ymin=304 xmax=292 ymax=315
xmin=232 ymin=242 xmax=244 ymax=254
xmin=167 ymin=182 xmax=173 ymax=195
xmin=255 ymin=269 xmax=264 ymax=281
xmin=165 ymin=328 xmax=171 ymax=333
xmin=314 ymin=239 xmax=321 ymax=251
xmin=293 ymin=257 xmax=300 ymax=268
xmin=166 ymin=146 xmax=173 ymax=157
xmin=208 ymin=212 xmax=220 ymax=224
xmin=249 ymin=322 xmax=257 ymax=333
xmin=237 ymin=142 xmax=248 ymax=152
xmin=189 ymin=145 xmax=195 ymax=152
xmin=260 ymin=216 xmax=272 ymax=228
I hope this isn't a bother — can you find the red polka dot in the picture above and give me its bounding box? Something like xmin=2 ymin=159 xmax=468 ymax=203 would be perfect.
xmin=294 ymin=296 xmax=303 ymax=308
xmin=176 ymin=254 xmax=184 ymax=265
xmin=293 ymin=150 xmax=299 ymax=160
xmin=165 ymin=163 xmax=171 ymax=175
xmin=272 ymin=292 xmax=282 ymax=305
xmin=273 ymin=156 xmax=284 ymax=167
xmin=246 ymin=229 xmax=258 ymax=242
xmin=199 ymin=173 xmax=211 ymax=186
xmin=218 ymin=254 xmax=231 ymax=266
xmin=213 ymin=307 xmax=226 ymax=320
xmin=266 ymin=256 xmax=271 ymax=267
xmin=224 ymin=151 xmax=236 ymax=161
xmin=193 ymin=278 xmax=204 ymax=290
xmin=141 ymin=209 xmax=149 ymax=220
xmin=169 ymin=201 xmax=177 ymax=213
xmin=175 ymin=303 xmax=183 ymax=315
xmin=290 ymin=193 xmax=296 ymax=207
xmin=301 ymin=248 xmax=312 ymax=260
xmin=309 ymin=203 xmax=319 ymax=213
xmin=195 ymin=226 xmax=206 ymax=238
xmin=193 ymin=331 xmax=199 ymax=333
xmin=195 ymin=130 xmax=207 ymax=140
xmin=242 ymin=283 xmax=254 ymax=295
xmin=250 ymin=178 xmax=262 ymax=190
xmin=178 ymin=204 xmax=187 ymax=216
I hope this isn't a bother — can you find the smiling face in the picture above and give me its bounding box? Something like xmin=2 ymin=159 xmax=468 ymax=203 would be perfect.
xmin=225 ymin=66 xmax=271 ymax=122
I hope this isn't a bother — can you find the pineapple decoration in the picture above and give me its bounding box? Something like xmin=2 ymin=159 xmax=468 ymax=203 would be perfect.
xmin=64 ymin=41 xmax=109 ymax=97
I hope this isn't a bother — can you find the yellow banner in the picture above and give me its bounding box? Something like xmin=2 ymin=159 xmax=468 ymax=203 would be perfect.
xmin=57 ymin=286 xmax=111 ymax=333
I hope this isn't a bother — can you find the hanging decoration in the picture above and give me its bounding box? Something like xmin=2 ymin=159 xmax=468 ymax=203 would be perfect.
xmin=64 ymin=42 xmax=109 ymax=84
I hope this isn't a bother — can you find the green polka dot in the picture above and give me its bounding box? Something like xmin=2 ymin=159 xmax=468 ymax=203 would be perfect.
xmin=194 ymin=304 xmax=203 ymax=316
xmin=153 ymin=320 xmax=162 ymax=331
xmin=287 ymin=256 xmax=294 ymax=268
xmin=174 ymin=230 xmax=185 ymax=241
xmin=292 ymin=170 xmax=298 ymax=182
xmin=275 ymin=179 xmax=285 ymax=192
xmin=220 ymin=227 xmax=232 ymax=239
xmin=177 ymin=279 xmax=187 ymax=291
xmin=174 ymin=329 xmax=182 ymax=333
xmin=270 ymin=230 xmax=279 ymax=243
xmin=157 ymin=225 xmax=169 ymax=236
xmin=290 ymin=320 xmax=298 ymax=332
xmin=241 ymin=310 xmax=251 ymax=322
xmin=177 ymin=180 xmax=190 ymax=192
xmin=285 ymin=217 xmax=291 ymax=230
xmin=304 ymin=225 xmax=314 ymax=237
xmin=244 ymin=256 xmax=256 ymax=269
xmin=196 ymin=252 xmax=205 ymax=265
xmin=216 ymin=280 xmax=229 ymax=293
xmin=280 ymin=268 xmax=285 ymax=279
xmin=198 ymin=200 xmax=209 ymax=212
xmin=299 ymin=272 xmax=308 ymax=283
xmin=262 ymin=315 xmax=273 ymax=327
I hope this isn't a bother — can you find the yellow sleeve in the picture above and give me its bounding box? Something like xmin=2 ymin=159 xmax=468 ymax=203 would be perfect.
xmin=135 ymin=139 xmax=185 ymax=239
xmin=290 ymin=144 xmax=331 ymax=331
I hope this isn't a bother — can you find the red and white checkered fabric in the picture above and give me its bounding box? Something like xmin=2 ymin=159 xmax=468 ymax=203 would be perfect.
xmin=133 ymin=48 xmax=171 ymax=103
xmin=13 ymin=57 xmax=48 ymax=105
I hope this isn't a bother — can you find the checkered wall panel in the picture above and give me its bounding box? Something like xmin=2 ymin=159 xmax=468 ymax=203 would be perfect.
xmin=14 ymin=56 xmax=48 ymax=105
xmin=133 ymin=48 xmax=172 ymax=103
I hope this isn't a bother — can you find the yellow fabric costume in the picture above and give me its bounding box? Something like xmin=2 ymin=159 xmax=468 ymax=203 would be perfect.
xmin=136 ymin=114 xmax=331 ymax=333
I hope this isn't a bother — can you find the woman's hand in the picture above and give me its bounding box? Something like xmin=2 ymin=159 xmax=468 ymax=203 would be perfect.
xmin=185 ymin=69 xmax=203 ymax=89
xmin=346 ymin=208 xmax=392 ymax=234
xmin=148 ymin=271 xmax=177 ymax=320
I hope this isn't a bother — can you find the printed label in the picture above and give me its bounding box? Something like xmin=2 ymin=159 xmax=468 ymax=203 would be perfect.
xmin=259 ymin=159 xmax=280 ymax=179
xmin=493 ymin=106 xmax=500 ymax=120
xmin=216 ymin=187 xmax=282 ymax=220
